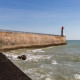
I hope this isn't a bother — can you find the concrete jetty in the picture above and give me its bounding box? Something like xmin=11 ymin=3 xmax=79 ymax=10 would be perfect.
xmin=0 ymin=52 xmax=32 ymax=80
xmin=0 ymin=29 xmax=67 ymax=51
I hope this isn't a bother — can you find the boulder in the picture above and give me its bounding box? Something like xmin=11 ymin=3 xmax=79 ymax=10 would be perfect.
xmin=17 ymin=55 xmax=27 ymax=60
xmin=21 ymin=55 xmax=27 ymax=60
xmin=17 ymin=56 xmax=21 ymax=59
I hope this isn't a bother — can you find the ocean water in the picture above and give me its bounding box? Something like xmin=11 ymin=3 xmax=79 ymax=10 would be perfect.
xmin=4 ymin=40 xmax=80 ymax=80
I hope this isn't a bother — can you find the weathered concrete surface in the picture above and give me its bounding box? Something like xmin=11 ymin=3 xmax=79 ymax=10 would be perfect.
xmin=0 ymin=31 xmax=67 ymax=51
xmin=0 ymin=52 xmax=32 ymax=80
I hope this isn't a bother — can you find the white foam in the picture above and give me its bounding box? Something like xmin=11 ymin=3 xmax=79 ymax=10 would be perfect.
xmin=45 ymin=78 xmax=51 ymax=80
xmin=24 ymin=68 xmax=43 ymax=79
xmin=32 ymin=49 xmax=44 ymax=53
xmin=4 ymin=51 xmax=49 ymax=61
xmin=45 ymin=47 xmax=53 ymax=49
xmin=26 ymin=54 xmax=51 ymax=62
xmin=5 ymin=53 xmax=18 ymax=60
xmin=24 ymin=68 xmax=52 ymax=80
xmin=74 ymin=74 xmax=80 ymax=79
xmin=51 ymin=60 xmax=58 ymax=65
xmin=24 ymin=68 xmax=37 ymax=74
xmin=27 ymin=49 xmax=45 ymax=53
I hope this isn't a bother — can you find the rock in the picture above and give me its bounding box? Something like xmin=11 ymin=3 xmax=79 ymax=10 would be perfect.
xmin=17 ymin=56 xmax=21 ymax=59
xmin=17 ymin=55 xmax=27 ymax=60
xmin=21 ymin=55 xmax=26 ymax=60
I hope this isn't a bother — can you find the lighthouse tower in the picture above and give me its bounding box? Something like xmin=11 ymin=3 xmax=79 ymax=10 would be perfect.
xmin=61 ymin=26 xmax=64 ymax=36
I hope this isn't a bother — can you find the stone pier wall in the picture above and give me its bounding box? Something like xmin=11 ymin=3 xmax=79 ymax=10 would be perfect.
xmin=0 ymin=31 xmax=67 ymax=51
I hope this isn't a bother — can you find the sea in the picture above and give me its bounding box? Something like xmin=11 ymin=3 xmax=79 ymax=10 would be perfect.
xmin=4 ymin=40 xmax=80 ymax=80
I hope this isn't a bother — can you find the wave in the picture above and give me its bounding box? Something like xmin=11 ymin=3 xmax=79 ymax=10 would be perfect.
xmin=26 ymin=54 xmax=52 ymax=62
xmin=24 ymin=68 xmax=53 ymax=80
xmin=4 ymin=52 xmax=51 ymax=62
xmin=45 ymin=78 xmax=51 ymax=80
xmin=4 ymin=53 xmax=19 ymax=60
xmin=51 ymin=60 xmax=58 ymax=65
xmin=27 ymin=49 xmax=45 ymax=53
xmin=74 ymin=74 xmax=80 ymax=79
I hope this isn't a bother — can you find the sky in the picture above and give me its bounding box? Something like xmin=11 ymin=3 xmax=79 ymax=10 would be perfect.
xmin=0 ymin=0 xmax=80 ymax=40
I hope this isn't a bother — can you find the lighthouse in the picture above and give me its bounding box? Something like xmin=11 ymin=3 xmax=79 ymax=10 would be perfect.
xmin=61 ymin=26 xmax=64 ymax=36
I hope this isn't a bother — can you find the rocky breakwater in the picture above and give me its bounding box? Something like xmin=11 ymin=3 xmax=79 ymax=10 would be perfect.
xmin=0 ymin=30 xmax=67 ymax=51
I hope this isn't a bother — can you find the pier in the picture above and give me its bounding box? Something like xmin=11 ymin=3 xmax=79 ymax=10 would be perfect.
xmin=0 ymin=29 xmax=66 ymax=51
